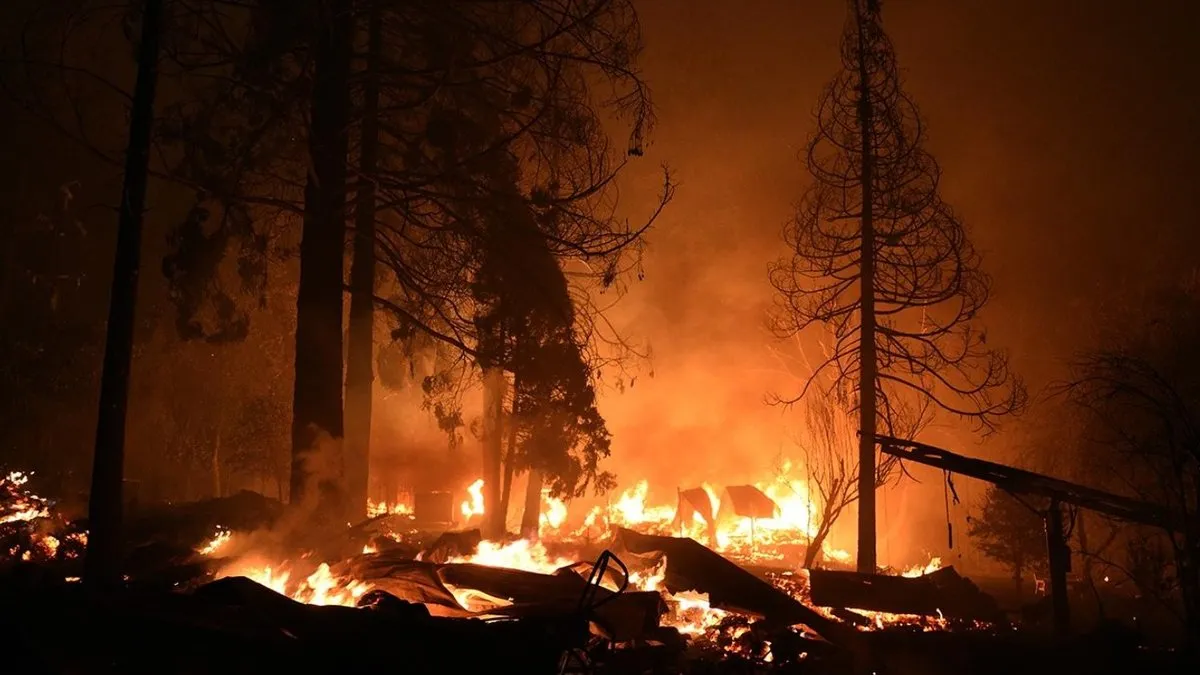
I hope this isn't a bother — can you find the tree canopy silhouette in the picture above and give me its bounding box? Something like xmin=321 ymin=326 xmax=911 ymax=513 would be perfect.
xmin=968 ymin=486 xmax=1048 ymax=595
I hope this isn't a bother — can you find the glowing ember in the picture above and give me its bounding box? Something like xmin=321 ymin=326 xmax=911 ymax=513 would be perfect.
xmin=663 ymin=589 xmax=731 ymax=635
xmin=0 ymin=471 xmax=51 ymax=525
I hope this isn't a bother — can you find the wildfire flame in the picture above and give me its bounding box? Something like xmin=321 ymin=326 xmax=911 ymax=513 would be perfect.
xmin=901 ymin=556 xmax=942 ymax=578
xmin=539 ymin=492 xmax=568 ymax=535
xmin=199 ymin=528 xmax=232 ymax=556
xmin=218 ymin=561 xmax=370 ymax=607
xmin=460 ymin=479 xmax=485 ymax=522
xmin=449 ymin=538 xmax=574 ymax=575
xmin=367 ymin=498 xmax=413 ymax=518
xmin=175 ymin=468 xmax=958 ymax=643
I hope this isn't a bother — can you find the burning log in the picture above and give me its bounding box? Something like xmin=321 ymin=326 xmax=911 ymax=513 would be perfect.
xmin=807 ymin=566 xmax=1005 ymax=623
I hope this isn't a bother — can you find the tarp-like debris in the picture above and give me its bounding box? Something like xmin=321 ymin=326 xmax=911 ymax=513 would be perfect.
xmin=676 ymin=487 xmax=715 ymax=525
xmin=340 ymin=549 xmax=661 ymax=641
xmin=719 ymin=485 xmax=778 ymax=520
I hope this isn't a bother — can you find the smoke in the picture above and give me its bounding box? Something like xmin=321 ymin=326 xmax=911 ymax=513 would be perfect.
xmin=560 ymin=0 xmax=1200 ymax=570
xmin=214 ymin=427 xmax=344 ymax=563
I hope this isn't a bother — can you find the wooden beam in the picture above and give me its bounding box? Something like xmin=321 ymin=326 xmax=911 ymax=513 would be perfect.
xmin=875 ymin=435 xmax=1178 ymax=531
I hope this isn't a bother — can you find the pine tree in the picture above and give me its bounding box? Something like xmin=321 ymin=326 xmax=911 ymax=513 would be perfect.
xmin=968 ymin=486 xmax=1048 ymax=595
xmin=770 ymin=0 xmax=1025 ymax=572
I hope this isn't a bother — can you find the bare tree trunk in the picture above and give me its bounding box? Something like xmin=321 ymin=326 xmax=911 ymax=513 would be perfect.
xmin=84 ymin=0 xmax=163 ymax=589
xmin=499 ymin=425 xmax=516 ymax=522
xmin=853 ymin=0 xmax=879 ymax=575
xmin=521 ymin=469 xmax=543 ymax=539
xmin=344 ymin=2 xmax=382 ymax=524
xmin=290 ymin=0 xmax=352 ymax=519
xmin=499 ymin=372 xmax=521 ymax=520
xmin=0 ymin=224 xmax=16 ymax=320
xmin=804 ymin=522 xmax=834 ymax=569
xmin=481 ymin=367 xmax=506 ymax=539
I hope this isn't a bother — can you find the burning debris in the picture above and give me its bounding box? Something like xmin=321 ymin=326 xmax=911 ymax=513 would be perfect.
xmin=0 ymin=471 xmax=87 ymax=565
xmin=2 ymin=471 xmax=1193 ymax=674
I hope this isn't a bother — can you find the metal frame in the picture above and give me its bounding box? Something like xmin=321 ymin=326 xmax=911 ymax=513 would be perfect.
xmin=875 ymin=434 xmax=1181 ymax=637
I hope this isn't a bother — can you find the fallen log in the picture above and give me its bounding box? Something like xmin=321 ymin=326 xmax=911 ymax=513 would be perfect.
xmin=610 ymin=527 xmax=854 ymax=646
xmin=807 ymin=566 xmax=1005 ymax=623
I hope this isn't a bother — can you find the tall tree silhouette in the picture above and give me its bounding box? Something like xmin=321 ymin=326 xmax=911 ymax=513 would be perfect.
xmin=289 ymin=0 xmax=353 ymax=517
xmin=968 ymin=486 xmax=1048 ymax=596
xmin=85 ymin=0 xmax=163 ymax=587
xmin=1061 ymin=281 xmax=1200 ymax=649
xmin=769 ymin=0 xmax=1024 ymax=572
xmin=344 ymin=3 xmax=383 ymax=522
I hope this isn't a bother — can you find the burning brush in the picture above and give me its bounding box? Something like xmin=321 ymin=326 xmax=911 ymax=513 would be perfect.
xmin=0 ymin=471 xmax=86 ymax=565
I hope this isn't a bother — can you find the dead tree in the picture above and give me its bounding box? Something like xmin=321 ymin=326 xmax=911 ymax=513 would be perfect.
xmin=1060 ymin=284 xmax=1200 ymax=649
xmin=798 ymin=395 xmax=921 ymax=568
xmin=289 ymin=0 xmax=354 ymax=518
xmin=768 ymin=0 xmax=1024 ymax=573
xmin=84 ymin=0 xmax=163 ymax=588
xmin=344 ymin=2 xmax=383 ymax=523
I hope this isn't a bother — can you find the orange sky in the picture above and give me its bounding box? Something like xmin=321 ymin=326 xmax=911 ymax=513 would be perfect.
xmin=576 ymin=0 xmax=1200 ymax=568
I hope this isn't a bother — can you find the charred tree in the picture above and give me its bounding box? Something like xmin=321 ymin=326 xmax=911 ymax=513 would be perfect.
xmin=769 ymin=0 xmax=1024 ymax=573
xmin=479 ymin=366 xmax=507 ymax=538
xmin=290 ymin=0 xmax=353 ymax=515
xmin=344 ymin=2 xmax=382 ymax=523
xmin=84 ymin=0 xmax=163 ymax=588
xmin=499 ymin=370 xmax=522 ymax=521
xmin=521 ymin=468 xmax=543 ymax=538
